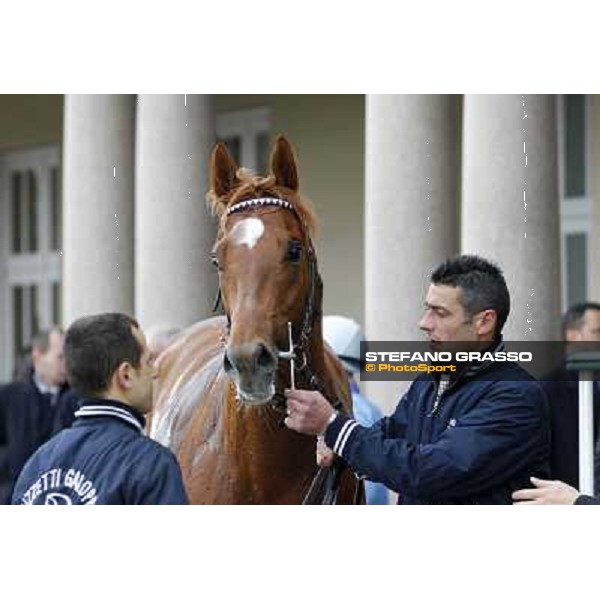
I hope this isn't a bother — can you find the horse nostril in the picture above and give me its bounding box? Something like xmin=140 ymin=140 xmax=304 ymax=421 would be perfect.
xmin=225 ymin=342 xmax=275 ymax=375
xmin=256 ymin=343 xmax=275 ymax=369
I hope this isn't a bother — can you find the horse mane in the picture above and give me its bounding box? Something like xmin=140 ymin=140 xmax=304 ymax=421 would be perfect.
xmin=206 ymin=168 xmax=319 ymax=238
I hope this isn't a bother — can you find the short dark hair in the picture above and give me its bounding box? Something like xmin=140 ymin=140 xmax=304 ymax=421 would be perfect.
xmin=561 ymin=302 xmax=600 ymax=339
xmin=431 ymin=255 xmax=510 ymax=338
xmin=65 ymin=313 xmax=142 ymax=398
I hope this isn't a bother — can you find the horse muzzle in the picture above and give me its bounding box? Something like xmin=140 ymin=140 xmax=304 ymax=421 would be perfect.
xmin=224 ymin=341 xmax=278 ymax=405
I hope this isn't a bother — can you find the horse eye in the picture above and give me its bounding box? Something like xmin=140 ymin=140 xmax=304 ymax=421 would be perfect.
xmin=286 ymin=240 xmax=303 ymax=263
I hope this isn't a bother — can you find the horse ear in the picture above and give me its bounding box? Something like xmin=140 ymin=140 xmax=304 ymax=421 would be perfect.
xmin=270 ymin=136 xmax=299 ymax=191
xmin=209 ymin=142 xmax=239 ymax=198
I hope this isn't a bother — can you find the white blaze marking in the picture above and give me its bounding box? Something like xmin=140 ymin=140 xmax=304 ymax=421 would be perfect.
xmin=230 ymin=218 xmax=264 ymax=249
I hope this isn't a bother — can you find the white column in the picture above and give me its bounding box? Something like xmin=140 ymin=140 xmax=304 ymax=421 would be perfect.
xmin=462 ymin=95 xmax=561 ymax=341
xmin=135 ymin=95 xmax=216 ymax=330
xmin=592 ymin=189 xmax=600 ymax=303
xmin=589 ymin=96 xmax=600 ymax=303
xmin=62 ymin=94 xmax=135 ymax=325
xmin=364 ymin=94 xmax=461 ymax=415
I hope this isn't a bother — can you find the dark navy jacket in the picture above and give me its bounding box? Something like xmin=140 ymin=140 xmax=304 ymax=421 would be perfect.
xmin=325 ymin=359 xmax=551 ymax=504
xmin=576 ymin=494 xmax=600 ymax=504
xmin=11 ymin=399 xmax=189 ymax=505
xmin=0 ymin=375 xmax=78 ymax=504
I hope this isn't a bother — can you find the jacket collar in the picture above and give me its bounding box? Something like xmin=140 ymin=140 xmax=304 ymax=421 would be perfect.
xmin=74 ymin=398 xmax=146 ymax=433
xmin=32 ymin=372 xmax=60 ymax=396
xmin=432 ymin=337 xmax=505 ymax=394
xmin=461 ymin=338 xmax=505 ymax=379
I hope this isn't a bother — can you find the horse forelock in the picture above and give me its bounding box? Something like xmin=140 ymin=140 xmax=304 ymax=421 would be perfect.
xmin=209 ymin=170 xmax=318 ymax=239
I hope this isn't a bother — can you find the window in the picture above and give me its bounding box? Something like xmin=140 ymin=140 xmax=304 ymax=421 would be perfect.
xmin=216 ymin=107 xmax=270 ymax=173
xmin=52 ymin=281 xmax=62 ymax=327
xmin=12 ymin=284 xmax=40 ymax=359
xmin=11 ymin=172 xmax=21 ymax=253
xmin=0 ymin=146 xmax=62 ymax=380
xmin=558 ymin=95 xmax=592 ymax=312
xmin=10 ymin=170 xmax=40 ymax=253
xmin=50 ymin=166 xmax=62 ymax=251
xmin=565 ymin=233 xmax=587 ymax=307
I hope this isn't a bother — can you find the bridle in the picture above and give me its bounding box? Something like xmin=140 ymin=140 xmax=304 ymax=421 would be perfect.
xmin=216 ymin=196 xmax=339 ymax=410
xmin=212 ymin=196 xmax=363 ymax=504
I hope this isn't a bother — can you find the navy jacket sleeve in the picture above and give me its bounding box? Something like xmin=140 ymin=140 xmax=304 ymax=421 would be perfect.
xmin=575 ymin=494 xmax=600 ymax=505
xmin=130 ymin=445 xmax=189 ymax=505
xmin=325 ymin=381 xmax=548 ymax=499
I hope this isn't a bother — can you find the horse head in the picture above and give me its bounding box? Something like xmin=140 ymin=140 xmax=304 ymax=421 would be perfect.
xmin=207 ymin=136 xmax=322 ymax=405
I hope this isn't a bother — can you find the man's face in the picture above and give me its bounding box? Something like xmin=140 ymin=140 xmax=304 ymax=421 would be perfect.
xmin=33 ymin=330 xmax=67 ymax=387
xmin=128 ymin=327 xmax=157 ymax=414
xmin=567 ymin=309 xmax=600 ymax=342
xmin=419 ymin=284 xmax=495 ymax=345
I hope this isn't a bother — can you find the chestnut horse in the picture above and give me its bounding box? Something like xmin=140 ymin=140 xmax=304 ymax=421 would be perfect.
xmin=150 ymin=136 xmax=360 ymax=504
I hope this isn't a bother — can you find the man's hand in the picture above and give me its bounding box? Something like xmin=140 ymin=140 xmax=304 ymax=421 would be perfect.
xmin=512 ymin=477 xmax=580 ymax=505
xmin=284 ymin=389 xmax=335 ymax=436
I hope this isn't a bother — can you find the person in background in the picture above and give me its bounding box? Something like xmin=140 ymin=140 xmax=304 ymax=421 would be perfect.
xmin=541 ymin=302 xmax=600 ymax=489
xmin=0 ymin=328 xmax=78 ymax=504
xmin=513 ymin=302 xmax=600 ymax=505
xmin=323 ymin=315 xmax=389 ymax=504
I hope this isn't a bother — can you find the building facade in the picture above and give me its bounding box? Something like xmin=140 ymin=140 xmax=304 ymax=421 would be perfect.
xmin=0 ymin=94 xmax=597 ymax=414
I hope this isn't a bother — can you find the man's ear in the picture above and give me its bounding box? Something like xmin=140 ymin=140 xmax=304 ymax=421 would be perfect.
xmin=476 ymin=309 xmax=497 ymax=337
xmin=114 ymin=362 xmax=134 ymax=391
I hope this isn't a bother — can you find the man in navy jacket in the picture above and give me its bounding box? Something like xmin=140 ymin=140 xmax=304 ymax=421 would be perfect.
xmin=285 ymin=255 xmax=550 ymax=504
xmin=0 ymin=328 xmax=78 ymax=504
xmin=540 ymin=303 xmax=600 ymax=488
xmin=11 ymin=313 xmax=189 ymax=505
xmin=512 ymin=303 xmax=600 ymax=505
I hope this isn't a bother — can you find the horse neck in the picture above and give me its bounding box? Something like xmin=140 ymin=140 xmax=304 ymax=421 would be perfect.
xmin=218 ymin=284 xmax=345 ymax=502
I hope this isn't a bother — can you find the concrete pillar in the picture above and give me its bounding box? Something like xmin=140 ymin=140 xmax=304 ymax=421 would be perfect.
xmin=589 ymin=96 xmax=600 ymax=303
xmin=364 ymin=94 xmax=461 ymax=415
xmin=0 ymin=166 xmax=8 ymax=379
xmin=462 ymin=95 xmax=561 ymax=341
xmin=62 ymin=95 xmax=135 ymax=325
xmin=135 ymin=95 xmax=216 ymax=330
